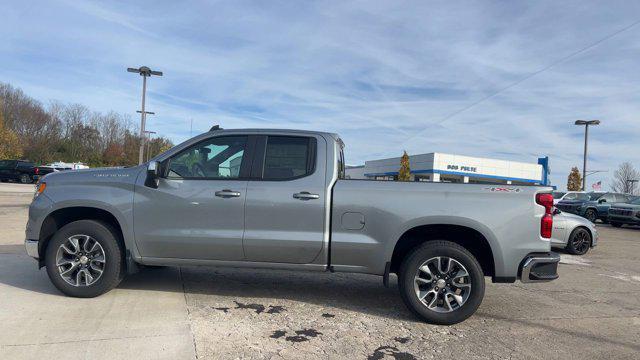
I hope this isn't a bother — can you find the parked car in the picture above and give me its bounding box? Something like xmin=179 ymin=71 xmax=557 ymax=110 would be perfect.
xmin=552 ymin=191 xmax=585 ymax=205
xmin=0 ymin=159 xmax=38 ymax=183
xmin=608 ymin=196 xmax=640 ymax=228
xmin=24 ymin=128 xmax=560 ymax=325
xmin=551 ymin=209 xmax=598 ymax=255
xmin=556 ymin=192 xmax=632 ymax=223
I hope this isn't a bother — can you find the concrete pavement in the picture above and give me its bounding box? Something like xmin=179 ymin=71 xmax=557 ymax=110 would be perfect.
xmin=0 ymin=183 xmax=639 ymax=359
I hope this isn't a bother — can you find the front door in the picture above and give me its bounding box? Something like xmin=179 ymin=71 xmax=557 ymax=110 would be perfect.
xmin=243 ymin=135 xmax=327 ymax=263
xmin=134 ymin=135 xmax=250 ymax=260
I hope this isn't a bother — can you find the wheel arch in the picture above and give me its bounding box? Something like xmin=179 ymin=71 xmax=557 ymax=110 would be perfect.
xmin=388 ymin=218 xmax=500 ymax=279
xmin=573 ymin=225 xmax=594 ymax=246
xmin=38 ymin=206 xmax=126 ymax=268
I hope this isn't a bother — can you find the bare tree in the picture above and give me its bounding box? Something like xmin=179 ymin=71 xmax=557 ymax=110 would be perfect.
xmin=610 ymin=162 xmax=640 ymax=194
xmin=0 ymin=81 xmax=173 ymax=166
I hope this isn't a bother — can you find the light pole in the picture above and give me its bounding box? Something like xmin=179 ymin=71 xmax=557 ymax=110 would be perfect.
xmin=574 ymin=120 xmax=600 ymax=191
xmin=143 ymin=130 xmax=157 ymax=162
xmin=127 ymin=66 xmax=162 ymax=164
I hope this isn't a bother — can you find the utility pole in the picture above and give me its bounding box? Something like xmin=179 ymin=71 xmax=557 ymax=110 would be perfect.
xmin=574 ymin=120 xmax=600 ymax=191
xmin=127 ymin=66 xmax=162 ymax=164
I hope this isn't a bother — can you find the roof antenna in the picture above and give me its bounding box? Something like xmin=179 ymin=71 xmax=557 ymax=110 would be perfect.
xmin=209 ymin=124 xmax=222 ymax=131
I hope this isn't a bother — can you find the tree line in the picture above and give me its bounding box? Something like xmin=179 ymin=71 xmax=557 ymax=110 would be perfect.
xmin=0 ymin=82 xmax=173 ymax=166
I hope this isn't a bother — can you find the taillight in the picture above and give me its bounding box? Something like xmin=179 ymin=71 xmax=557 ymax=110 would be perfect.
xmin=536 ymin=193 xmax=554 ymax=238
xmin=34 ymin=167 xmax=39 ymax=175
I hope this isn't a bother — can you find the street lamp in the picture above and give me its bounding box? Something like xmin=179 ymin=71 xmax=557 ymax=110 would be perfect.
xmin=127 ymin=66 xmax=163 ymax=164
xmin=574 ymin=120 xmax=600 ymax=191
xmin=143 ymin=130 xmax=157 ymax=162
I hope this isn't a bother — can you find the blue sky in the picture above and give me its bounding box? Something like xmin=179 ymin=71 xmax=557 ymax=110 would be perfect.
xmin=2 ymin=1 xmax=640 ymax=189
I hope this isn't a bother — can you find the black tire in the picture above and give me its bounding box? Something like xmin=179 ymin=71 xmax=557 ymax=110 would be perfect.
xmin=566 ymin=228 xmax=591 ymax=255
xmin=610 ymin=222 xmax=623 ymax=228
xmin=19 ymin=174 xmax=32 ymax=184
xmin=45 ymin=220 xmax=124 ymax=297
xmin=584 ymin=209 xmax=597 ymax=223
xmin=398 ymin=240 xmax=485 ymax=325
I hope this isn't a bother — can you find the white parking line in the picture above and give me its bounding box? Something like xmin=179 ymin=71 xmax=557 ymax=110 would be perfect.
xmin=559 ymin=254 xmax=591 ymax=266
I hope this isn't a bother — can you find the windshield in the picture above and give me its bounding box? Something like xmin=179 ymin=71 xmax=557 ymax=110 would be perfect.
xmin=552 ymin=192 xmax=566 ymax=199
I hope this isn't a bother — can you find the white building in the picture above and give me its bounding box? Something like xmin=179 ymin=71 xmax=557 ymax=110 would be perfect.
xmin=346 ymin=152 xmax=549 ymax=186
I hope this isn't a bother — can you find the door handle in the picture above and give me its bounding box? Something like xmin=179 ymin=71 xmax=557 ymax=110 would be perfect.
xmin=215 ymin=189 xmax=241 ymax=198
xmin=293 ymin=191 xmax=320 ymax=200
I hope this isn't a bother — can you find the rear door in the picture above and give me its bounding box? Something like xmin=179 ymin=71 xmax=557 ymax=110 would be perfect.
xmin=243 ymin=134 xmax=327 ymax=263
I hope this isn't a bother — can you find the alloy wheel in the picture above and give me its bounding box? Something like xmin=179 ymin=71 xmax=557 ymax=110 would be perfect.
xmin=413 ymin=256 xmax=471 ymax=313
xmin=571 ymin=230 xmax=590 ymax=254
xmin=55 ymin=234 xmax=106 ymax=287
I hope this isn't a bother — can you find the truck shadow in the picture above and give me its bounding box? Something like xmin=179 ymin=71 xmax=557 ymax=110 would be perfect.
xmin=118 ymin=265 xmax=418 ymax=322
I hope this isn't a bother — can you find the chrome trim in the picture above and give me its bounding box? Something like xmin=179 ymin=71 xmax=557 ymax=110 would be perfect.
xmin=25 ymin=239 xmax=39 ymax=259
xmin=520 ymin=253 xmax=560 ymax=283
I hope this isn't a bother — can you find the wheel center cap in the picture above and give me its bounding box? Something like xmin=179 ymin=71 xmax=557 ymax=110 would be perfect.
xmin=79 ymin=256 xmax=89 ymax=265
xmin=436 ymin=279 xmax=446 ymax=288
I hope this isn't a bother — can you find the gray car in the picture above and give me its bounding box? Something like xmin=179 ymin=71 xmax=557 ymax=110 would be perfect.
xmin=551 ymin=209 xmax=598 ymax=255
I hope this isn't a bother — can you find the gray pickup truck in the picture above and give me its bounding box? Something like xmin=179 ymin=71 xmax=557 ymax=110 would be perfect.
xmin=25 ymin=128 xmax=559 ymax=324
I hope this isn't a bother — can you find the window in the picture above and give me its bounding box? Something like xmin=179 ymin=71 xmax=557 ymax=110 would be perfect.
xmin=553 ymin=192 xmax=566 ymax=199
xmin=600 ymin=193 xmax=616 ymax=202
xmin=167 ymin=136 xmax=247 ymax=179
xmin=263 ymin=136 xmax=315 ymax=180
xmin=615 ymin=194 xmax=629 ymax=203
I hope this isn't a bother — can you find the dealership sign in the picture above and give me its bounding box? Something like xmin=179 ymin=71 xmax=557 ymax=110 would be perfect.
xmin=446 ymin=164 xmax=477 ymax=173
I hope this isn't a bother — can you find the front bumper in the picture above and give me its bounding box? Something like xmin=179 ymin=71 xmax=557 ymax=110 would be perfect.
xmin=519 ymin=252 xmax=560 ymax=283
xmin=25 ymin=239 xmax=39 ymax=259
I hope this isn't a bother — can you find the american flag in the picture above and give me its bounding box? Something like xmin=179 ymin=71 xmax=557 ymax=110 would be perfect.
xmin=592 ymin=181 xmax=602 ymax=191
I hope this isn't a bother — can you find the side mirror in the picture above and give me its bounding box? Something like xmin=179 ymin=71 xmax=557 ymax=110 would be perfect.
xmin=598 ymin=198 xmax=606 ymax=203
xmin=553 ymin=208 xmax=561 ymax=215
xmin=145 ymin=161 xmax=160 ymax=188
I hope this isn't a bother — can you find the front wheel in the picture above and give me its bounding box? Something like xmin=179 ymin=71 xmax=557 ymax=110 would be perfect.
xmin=45 ymin=220 xmax=124 ymax=297
xmin=398 ymin=240 xmax=485 ymax=325
xmin=584 ymin=209 xmax=597 ymax=223
xmin=566 ymin=228 xmax=591 ymax=255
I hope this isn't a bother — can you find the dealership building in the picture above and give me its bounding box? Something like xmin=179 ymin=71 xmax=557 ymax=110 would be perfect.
xmin=346 ymin=152 xmax=549 ymax=186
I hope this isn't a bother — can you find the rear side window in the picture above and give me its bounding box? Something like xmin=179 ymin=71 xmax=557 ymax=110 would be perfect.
xmin=0 ymin=160 xmax=16 ymax=169
xmin=263 ymin=136 xmax=315 ymax=180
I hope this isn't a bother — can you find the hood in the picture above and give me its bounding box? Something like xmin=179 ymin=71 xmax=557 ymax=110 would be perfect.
xmin=557 ymin=211 xmax=589 ymax=222
xmin=609 ymin=202 xmax=640 ymax=210
xmin=557 ymin=199 xmax=589 ymax=205
xmin=41 ymin=166 xmax=144 ymax=185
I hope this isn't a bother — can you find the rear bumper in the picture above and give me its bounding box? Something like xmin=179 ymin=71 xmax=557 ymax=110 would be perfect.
xmin=519 ymin=252 xmax=560 ymax=283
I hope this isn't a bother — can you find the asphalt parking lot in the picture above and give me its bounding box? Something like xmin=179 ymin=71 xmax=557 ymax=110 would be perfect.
xmin=0 ymin=183 xmax=639 ymax=359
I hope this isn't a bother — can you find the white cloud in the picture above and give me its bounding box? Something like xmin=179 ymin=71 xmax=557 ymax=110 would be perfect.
xmin=1 ymin=0 xmax=639 ymax=189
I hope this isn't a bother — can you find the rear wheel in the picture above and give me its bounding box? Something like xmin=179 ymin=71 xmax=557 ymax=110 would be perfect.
xmin=610 ymin=222 xmax=623 ymax=228
xmin=19 ymin=174 xmax=32 ymax=184
xmin=566 ymin=228 xmax=591 ymax=255
xmin=584 ymin=209 xmax=597 ymax=223
xmin=398 ymin=240 xmax=485 ymax=325
xmin=45 ymin=220 xmax=124 ymax=297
